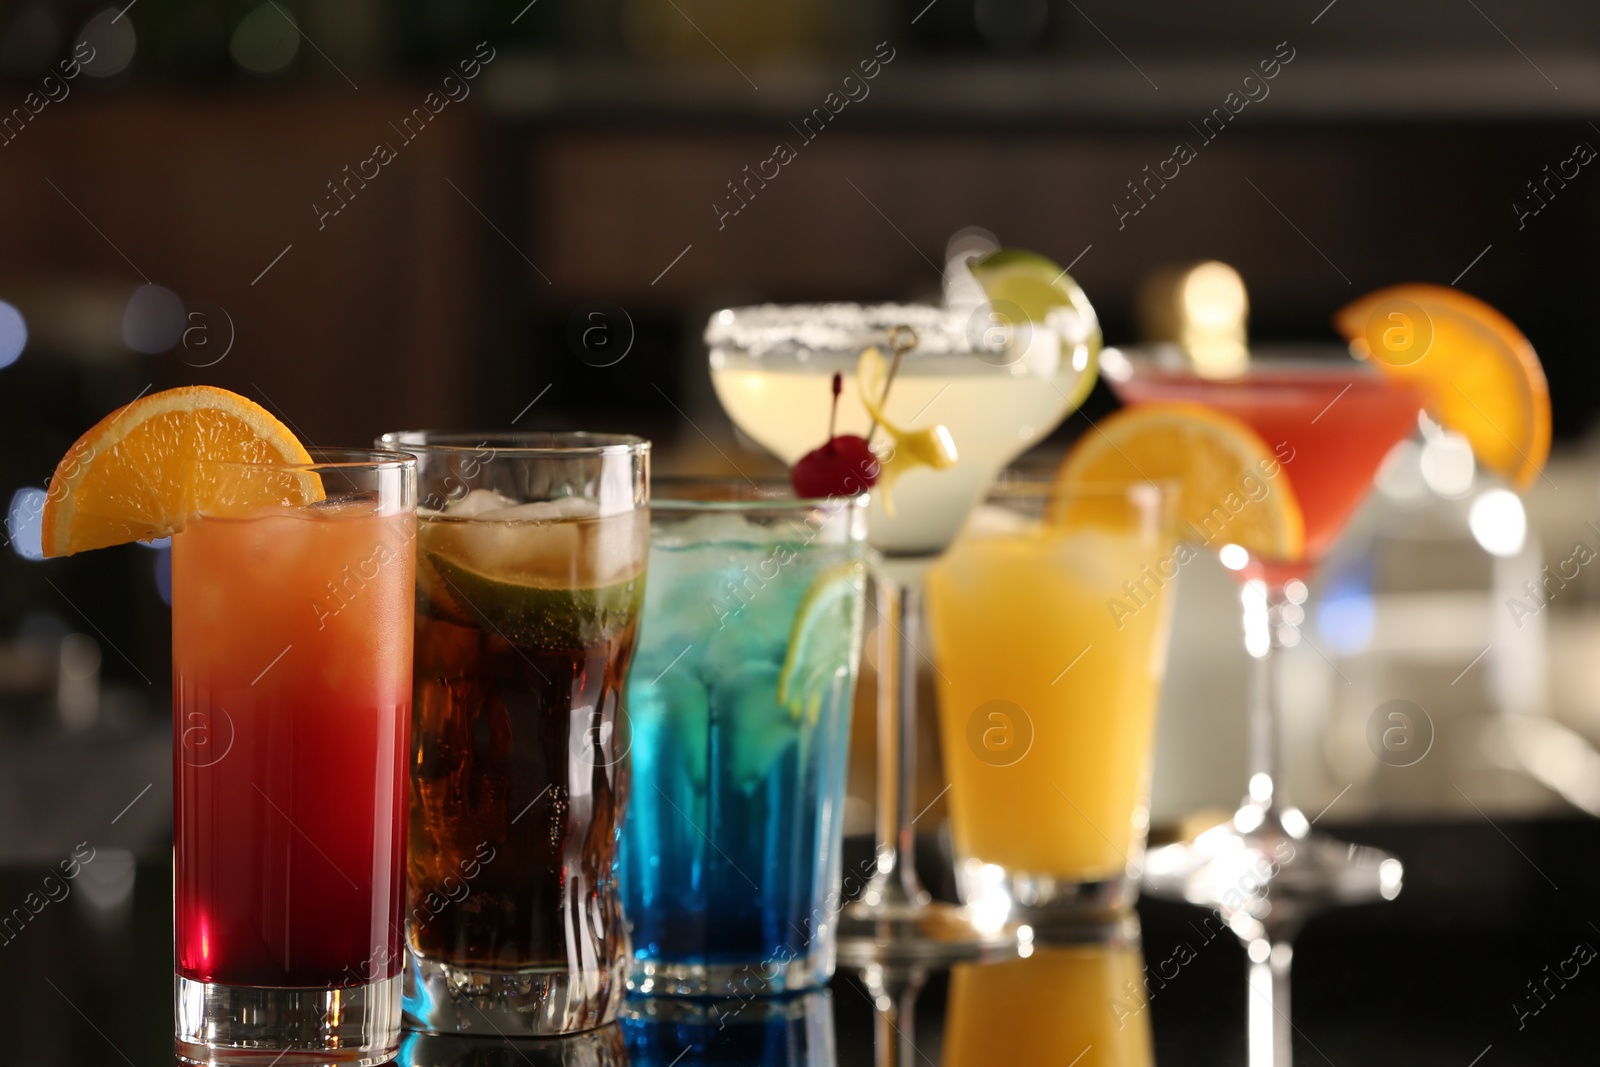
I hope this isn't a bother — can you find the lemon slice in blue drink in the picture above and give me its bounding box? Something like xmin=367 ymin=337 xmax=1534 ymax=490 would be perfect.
xmin=775 ymin=559 xmax=868 ymax=722
xmin=968 ymin=247 xmax=1102 ymax=412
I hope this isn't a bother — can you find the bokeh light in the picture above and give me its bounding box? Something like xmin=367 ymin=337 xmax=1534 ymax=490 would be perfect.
xmin=154 ymin=544 xmax=172 ymax=605
xmin=77 ymin=7 xmax=136 ymax=78
xmin=122 ymin=283 xmax=185 ymax=353
xmin=0 ymin=300 xmax=27 ymax=369
xmin=1468 ymin=489 xmax=1527 ymax=558
xmin=6 ymin=487 xmax=46 ymax=561
xmin=230 ymin=4 xmax=299 ymax=75
xmin=1319 ymin=584 xmax=1375 ymax=655
xmin=1375 ymin=439 xmax=1426 ymax=501
xmin=1419 ymin=430 xmax=1475 ymax=498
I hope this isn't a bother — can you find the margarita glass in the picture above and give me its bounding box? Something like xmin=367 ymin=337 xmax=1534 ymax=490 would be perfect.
xmin=707 ymin=299 xmax=1096 ymax=960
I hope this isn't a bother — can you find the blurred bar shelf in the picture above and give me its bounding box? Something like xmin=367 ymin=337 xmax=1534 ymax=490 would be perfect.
xmin=485 ymin=55 xmax=1600 ymax=124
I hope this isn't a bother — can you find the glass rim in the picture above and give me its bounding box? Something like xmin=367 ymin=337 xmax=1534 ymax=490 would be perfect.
xmin=651 ymin=475 xmax=869 ymax=513
xmin=1107 ymin=344 xmax=1388 ymax=380
xmin=988 ymin=471 xmax=1181 ymax=502
xmin=189 ymin=447 xmax=415 ymax=472
xmin=704 ymin=301 xmax=985 ymax=357
xmin=378 ymin=430 xmax=650 ymax=457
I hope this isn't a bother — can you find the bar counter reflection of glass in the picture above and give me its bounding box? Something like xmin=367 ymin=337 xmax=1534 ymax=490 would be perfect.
xmin=943 ymin=918 xmax=1153 ymax=1067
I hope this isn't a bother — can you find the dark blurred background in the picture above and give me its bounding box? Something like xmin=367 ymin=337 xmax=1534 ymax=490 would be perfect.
xmin=3 ymin=0 xmax=1600 ymax=1061
xmin=5 ymin=0 xmax=1600 ymax=842
xmin=4 ymin=0 xmax=1600 ymax=845
xmin=6 ymin=2 xmax=1600 ymax=638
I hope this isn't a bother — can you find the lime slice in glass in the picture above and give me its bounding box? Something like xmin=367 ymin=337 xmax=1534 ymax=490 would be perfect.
xmin=776 ymin=559 xmax=867 ymax=722
xmin=421 ymin=549 xmax=644 ymax=651
xmin=969 ymin=247 xmax=1102 ymax=412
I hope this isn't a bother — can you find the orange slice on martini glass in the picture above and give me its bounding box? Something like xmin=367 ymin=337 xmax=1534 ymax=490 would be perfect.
xmin=1334 ymin=282 xmax=1550 ymax=489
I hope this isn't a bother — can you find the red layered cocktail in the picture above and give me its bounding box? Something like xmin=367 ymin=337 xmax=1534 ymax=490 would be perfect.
xmin=173 ymin=503 xmax=413 ymax=988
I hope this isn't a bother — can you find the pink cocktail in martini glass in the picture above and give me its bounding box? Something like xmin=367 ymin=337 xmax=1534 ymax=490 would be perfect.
xmin=1117 ymin=358 xmax=1424 ymax=579
xmin=1107 ymin=351 xmax=1420 ymax=927
xmin=1107 ymin=347 xmax=1423 ymax=1060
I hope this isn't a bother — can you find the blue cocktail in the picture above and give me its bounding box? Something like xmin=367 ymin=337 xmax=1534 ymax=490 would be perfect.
xmin=621 ymin=483 xmax=868 ymax=996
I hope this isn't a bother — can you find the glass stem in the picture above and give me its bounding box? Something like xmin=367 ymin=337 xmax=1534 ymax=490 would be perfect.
xmin=863 ymin=571 xmax=930 ymax=909
xmin=895 ymin=581 xmax=930 ymax=905
xmin=1246 ymin=580 xmax=1291 ymax=816
xmin=865 ymin=968 xmax=927 ymax=1067
xmin=871 ymin=575 xmax=900 ymax=884
xmin=1247 ymin=940 xmax=1294 ymax=1067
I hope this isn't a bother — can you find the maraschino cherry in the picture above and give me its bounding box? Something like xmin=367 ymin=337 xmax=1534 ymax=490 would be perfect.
xmin=791 ymin=372 xmax=880 ymax=498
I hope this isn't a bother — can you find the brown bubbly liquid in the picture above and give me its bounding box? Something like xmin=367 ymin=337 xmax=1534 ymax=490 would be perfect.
xmin=407 ymin=546 xmax=639 ymax=970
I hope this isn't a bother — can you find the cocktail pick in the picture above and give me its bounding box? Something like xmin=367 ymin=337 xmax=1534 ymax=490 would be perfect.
xmin=855 ymin=333 xmax=957 ymax=515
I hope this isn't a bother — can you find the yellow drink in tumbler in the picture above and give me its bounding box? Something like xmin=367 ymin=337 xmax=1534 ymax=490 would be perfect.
xmin=927 ymin=487 xmax=1175 ymax=907
xmin=944 ymin=940 xmax=1153 ymax=1067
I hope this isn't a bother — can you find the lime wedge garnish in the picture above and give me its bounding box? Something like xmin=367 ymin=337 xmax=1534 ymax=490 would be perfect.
xmin=421 ymin=550 xmax=643 ymax=651
xmin=969 ymin=247 xmax=1102 ymax=411
xmin=775 ymin=559 xmax=867 ymax=721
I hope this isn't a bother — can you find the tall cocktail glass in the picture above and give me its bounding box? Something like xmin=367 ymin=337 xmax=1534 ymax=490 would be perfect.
xmin=173 ymin=449 xmax=416 ymax=1066
xmin=378 ymin=431 xmax=649 ymax=1035
xmin=926 ymin=478 xmax=1176 ymax=927
xmin=708 ymin=301 xmax=1095 ymax=960
xmin=621 ymin=480 xmax=868 ymax=996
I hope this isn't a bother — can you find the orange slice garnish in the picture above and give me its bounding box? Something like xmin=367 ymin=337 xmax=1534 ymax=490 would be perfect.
xmin=41 ymin=385 xmax=317 ymax=557
xmin=1051 ymin=401 xmax=1304 ymax=560
xmin=1334 ymin=284 xmax=1550 ymax=488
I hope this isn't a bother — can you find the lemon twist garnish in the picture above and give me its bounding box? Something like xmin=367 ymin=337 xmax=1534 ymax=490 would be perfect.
xmin=856 ymin=345 xmax=958 ymax=515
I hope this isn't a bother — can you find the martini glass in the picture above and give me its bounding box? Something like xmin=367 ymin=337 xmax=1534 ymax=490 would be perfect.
xmin=1106 ymin=345 xmax=1417 ymax=1062
xmin=706 ymin=300 xmax=1095 ymax=961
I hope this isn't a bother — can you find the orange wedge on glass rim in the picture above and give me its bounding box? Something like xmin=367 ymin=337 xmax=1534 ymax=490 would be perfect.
xmin=1334 ymin=284 xmax=1550 ymax=489
xmin=41 ymin=385 xmax=318 ymax=557
xmin=1049 ymin=401 xmax=1305 ymax=561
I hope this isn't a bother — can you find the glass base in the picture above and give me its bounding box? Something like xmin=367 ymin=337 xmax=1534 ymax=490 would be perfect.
xmin=403 ymin=952 xmax=627 ymax=1036
xmin=175 ymin=974 xmax=400 ymax=1066
xmin=401 ymin=1022 xmax=630 ymax=1066
xmin=626 ymin=947 xmax=830 ymax=997
xmin=957 ymin=861 xmax=1138 ymax=936
xmin=1140 ymin=804 xmax=1403 ymax=939
xmin=835 ymin=898 xmax=1019 ymax=965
